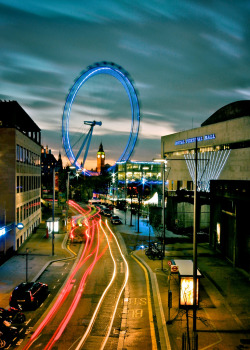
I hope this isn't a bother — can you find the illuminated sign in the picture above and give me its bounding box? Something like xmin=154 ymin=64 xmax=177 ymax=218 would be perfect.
xmin=16 ymin=223 xmax=24 ymax=230
xmin=217 ymin=223 xmax=221 ymax=244
xmin=46 ymin=218 xmax=60 ymax=233
xmin=0 ymin=227 xmax=6 ymax=237
xmin=180 ymin=277 xmax=199 ymax=306
xmin=175 ymin=133 xmax=216 ymax=146
xmin=204 ymin=133 xmax=216 ymax=141
xmin=175 ymin=140 xmax=185 ymax=145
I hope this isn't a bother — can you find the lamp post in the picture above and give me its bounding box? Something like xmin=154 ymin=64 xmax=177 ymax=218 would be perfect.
xmin=66 ymin=166 xmax=75 ymax=233
xmin=155 ymin=144 xmax=201 ymax=333
xmin=52 ymin=167 xmax=55 ymax=256
xmin=112 ymin=172 xmax=115 ymax=206
xmin=193 ymin=138 xmax=198 ymax=333
xmin=26 ymin=248 xmax=29 ymax=282
xmin=66 ymin=171 xmax=70 ymax=232
xmin=124 ymin=163 xmax=127 ymax=225
xmin=153 ymin=159 xmax=167 ymax=270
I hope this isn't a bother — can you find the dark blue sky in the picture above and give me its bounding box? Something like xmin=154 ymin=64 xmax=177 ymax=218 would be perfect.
xmin=0 ymin=0 xmax=249 ymax=168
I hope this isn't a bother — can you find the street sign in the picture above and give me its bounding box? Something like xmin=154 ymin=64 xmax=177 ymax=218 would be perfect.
xmin=168 ymin=261 xmax=172 ymax=266
xmin=171 ymin=265 xmax=179 ymax=273
xmin=16 ymin=223 xmax=24 ymax=230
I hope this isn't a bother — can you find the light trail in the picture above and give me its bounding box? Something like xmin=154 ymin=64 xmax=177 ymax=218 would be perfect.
xmin=75 ymin=219 xmax=129 ymax=350
xmin=21 ymin=202 xmax=113 ymax=350
xmin=44 ymin=221 xmax=101 ymax=350
xmin=22 ymin=201 xmax=94 ymax=350
xmin=74 ymin=219 xmax=116 ymax=350
xmin=99 ymin=219 xmax=129 ymax=350
xmin=22 ymin=231 xmax=91 ymax=350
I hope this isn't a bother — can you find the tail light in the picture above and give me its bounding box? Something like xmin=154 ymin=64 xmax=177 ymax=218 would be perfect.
xmin=30 ymin=291 xmax=34 ymax=302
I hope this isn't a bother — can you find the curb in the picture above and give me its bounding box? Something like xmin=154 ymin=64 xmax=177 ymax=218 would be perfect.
xmin=31 ymin=231 xmax=75 ymax=282
xmin=133 ymin=253 xmax=171 ymax=350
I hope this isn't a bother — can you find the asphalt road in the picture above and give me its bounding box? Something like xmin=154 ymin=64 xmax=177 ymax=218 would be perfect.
xmin=16 ymin=203 xmax=157 ymax=350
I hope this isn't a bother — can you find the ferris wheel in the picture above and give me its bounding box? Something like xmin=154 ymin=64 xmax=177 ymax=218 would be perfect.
xmin=62 ymin=62 xmax=140 ymax=175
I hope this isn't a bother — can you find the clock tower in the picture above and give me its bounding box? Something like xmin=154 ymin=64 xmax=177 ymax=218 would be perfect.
xmin=97 ymin=142 xmax=105 ymax=174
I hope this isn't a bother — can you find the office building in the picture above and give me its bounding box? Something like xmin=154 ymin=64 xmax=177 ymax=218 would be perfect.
xmin=0 ymin=101 xmax=41 ymax=254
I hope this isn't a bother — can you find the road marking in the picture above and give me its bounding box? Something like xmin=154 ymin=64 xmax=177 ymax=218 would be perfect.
xmin=129 ymin=297 xmax=147 ymax=305
xmin=25 ymin=318 xmax=31 ymax=326
xmin=129 ymin=309 xmax=143 ymax=318
xmin=132 ymin=254 xmax=158 ymax=350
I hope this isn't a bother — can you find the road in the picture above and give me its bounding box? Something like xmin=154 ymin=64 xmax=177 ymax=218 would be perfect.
xmin=17 ymin=201 xmax=158 ymax=350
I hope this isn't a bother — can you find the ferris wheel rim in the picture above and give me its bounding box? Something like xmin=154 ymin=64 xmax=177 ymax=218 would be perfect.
xmin=62 ymin=62 xmax=140 ymax=174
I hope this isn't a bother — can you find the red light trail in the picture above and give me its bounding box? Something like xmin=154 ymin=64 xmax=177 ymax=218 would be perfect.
xmin=21 ymin=201 xmax=126 ymax=350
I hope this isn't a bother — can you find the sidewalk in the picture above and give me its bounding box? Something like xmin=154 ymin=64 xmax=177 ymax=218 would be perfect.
xmin=0 ymin=216 xmax=71 ymax=308
xmin=132 ymin=244 xmax=250 ymax=348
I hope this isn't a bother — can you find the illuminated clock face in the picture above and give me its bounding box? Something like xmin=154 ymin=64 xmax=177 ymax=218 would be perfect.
xmin=101 ymin=155 xmax=104 ymax=158
xmin=98 ymin=155 xmax=100 ymax=158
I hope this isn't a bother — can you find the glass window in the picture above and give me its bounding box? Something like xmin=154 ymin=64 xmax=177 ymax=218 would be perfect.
xmin=17 ymin=207 xmax=19 ymax=223
xmin=16 ymin=145 xmax=20 ymax=161
xmin=20 ymin=176 xmax=23 ymax=193
xmin=17 ymin=176 xmax=19 ymax=193
xmin=20 ymin=147 xmax=23 ymax=162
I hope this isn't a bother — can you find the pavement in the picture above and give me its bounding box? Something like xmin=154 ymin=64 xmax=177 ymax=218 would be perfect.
xmin=0 ymin=206 xmax=249 ymax=350
xmin=0 ymin=211 xmax=73 ymax=308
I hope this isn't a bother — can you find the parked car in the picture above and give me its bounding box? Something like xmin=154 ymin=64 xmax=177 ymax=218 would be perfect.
xmin=9 ymin=282 xmax=49 ymax=310
xmin=97 ymin=205 xmax=106 ymax=214
xmin=0 ymin=307 xmax=25 ymax=324
xmin=110 ymin=215 xmax=122 ymax=225
xmin=0 ymin=319 xmax=19 ymax=349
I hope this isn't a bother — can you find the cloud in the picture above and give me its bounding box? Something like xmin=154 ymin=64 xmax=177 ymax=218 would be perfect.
xmin=0 ymin=0 xmax=249 ymax=171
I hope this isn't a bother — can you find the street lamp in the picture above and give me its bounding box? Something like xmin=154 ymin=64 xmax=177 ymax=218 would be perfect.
xmin=112 ymin=172 xmax=115 ymax=205
xmin=66 ymin=166 xmax=76 ymax=232
xmin=153 ymin=158 xmax=167 ymax=270
xmin=52 ymin=167 xmax=55 ymax=256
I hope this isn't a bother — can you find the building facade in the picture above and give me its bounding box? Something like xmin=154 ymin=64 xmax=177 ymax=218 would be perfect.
xmin=0 ymin=101 xmax=41 ymax=254
xmin=117 ymin=161 xmax=162 ymax=183
xmin=161 ymin=100 xmax=250 ymax=271
xmin=161 ymin=100 xmax=250 ymax=191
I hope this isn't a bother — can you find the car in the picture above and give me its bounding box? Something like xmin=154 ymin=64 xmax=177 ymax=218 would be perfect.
xmin=0 ymin=307 xmax=26 ymax=323
xmin=0 ymin=319 xmax=19 ymax=349
xmin=103 ymin=209 xmax=112 ymax=217
xmin=9 ymin=282 xmax=49 ymax=310
xmin=97 ymin=205 xmax=106 ymax=214
xmin=110 ymin=215 xmax=122 ymax=225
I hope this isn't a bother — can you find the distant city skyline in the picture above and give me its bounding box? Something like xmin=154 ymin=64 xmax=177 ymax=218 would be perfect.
xmin=0 ymin=0 xmax=249 ymax=169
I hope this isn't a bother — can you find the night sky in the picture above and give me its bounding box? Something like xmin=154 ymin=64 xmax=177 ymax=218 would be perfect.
xmin=0 ymin=0 xmax=249 ymax=169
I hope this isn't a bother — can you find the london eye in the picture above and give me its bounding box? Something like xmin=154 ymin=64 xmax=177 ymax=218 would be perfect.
xmin=62 ymin=62 xmax=140 ymax=174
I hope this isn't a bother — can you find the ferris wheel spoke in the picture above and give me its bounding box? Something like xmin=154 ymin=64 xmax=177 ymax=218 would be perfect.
xmin=62 ymin=62 xmax=140 ymax=174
